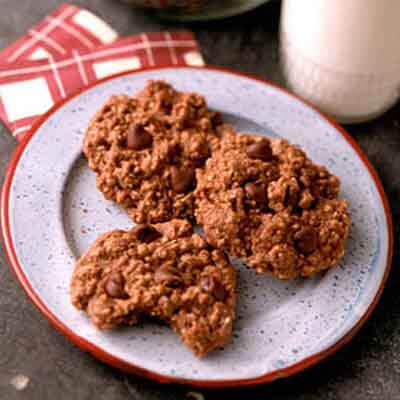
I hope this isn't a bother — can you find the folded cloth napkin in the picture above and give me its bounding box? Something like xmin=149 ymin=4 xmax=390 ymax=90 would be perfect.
xmin=0 ymin=4 xmax=204 ymax=141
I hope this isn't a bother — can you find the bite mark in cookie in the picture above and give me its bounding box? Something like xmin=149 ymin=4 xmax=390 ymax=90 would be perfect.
xmin=70 ymin=219 xmax=237 ymax=357
xmin=83 ymin=80 xmax=228 ymax=223
xmin=195 ymin=131 xmax=351 ymax=279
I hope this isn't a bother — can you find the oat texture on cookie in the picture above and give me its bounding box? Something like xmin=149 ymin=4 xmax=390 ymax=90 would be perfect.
xmin=195 ymin=131 xmax=351 ymax=279
xmin=83 ymin=80 xmax=227 ymax=223
xmin=70 ymin=219 xmax=237 ymax=357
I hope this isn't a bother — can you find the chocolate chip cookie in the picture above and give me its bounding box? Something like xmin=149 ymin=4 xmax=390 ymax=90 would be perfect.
xmin=70 ymin=219 xmax=237 ymax=357
xmin=195 ymin=131 xmax=351 ymax=279
xmin=83 ymin=80 xmax=226 ymax=223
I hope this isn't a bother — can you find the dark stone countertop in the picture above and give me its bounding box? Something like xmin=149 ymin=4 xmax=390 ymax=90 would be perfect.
xmin=1 ymin=1 xmax=399 ymax=399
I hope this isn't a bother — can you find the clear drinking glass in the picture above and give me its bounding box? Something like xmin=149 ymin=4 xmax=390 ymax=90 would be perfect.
xmin=280 ymin=0 xmax=400 ymax=123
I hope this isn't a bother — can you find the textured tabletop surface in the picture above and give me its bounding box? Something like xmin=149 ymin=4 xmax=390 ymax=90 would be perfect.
xmin=1 ymin=1 xmax=399 ymax=399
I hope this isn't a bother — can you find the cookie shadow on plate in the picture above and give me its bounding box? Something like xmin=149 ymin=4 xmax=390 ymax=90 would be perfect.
xmin=220 ymin=111 xmax=279 ymax=138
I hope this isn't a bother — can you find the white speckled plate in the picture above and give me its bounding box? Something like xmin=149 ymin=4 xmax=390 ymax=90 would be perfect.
xmin=1 ymin=66 xmax=392 ymax=388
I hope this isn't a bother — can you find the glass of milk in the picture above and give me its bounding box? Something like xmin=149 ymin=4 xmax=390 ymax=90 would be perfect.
xmin=280 ymin=0 xmax=400 ymax=123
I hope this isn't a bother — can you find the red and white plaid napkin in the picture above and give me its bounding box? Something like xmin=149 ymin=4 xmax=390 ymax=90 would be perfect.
xmin=0 ymin=4 xmax=204 ymax=141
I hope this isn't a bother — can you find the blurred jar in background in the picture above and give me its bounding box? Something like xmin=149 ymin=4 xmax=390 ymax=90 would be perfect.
xmin=280 ymin=0 xmax=400 ymax=123
xmin=121 ymin=0 xmax=208 ymax=14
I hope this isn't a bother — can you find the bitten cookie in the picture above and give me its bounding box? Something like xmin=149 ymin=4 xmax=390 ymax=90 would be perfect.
xmin=195 ymin=131 xmax=351 ymax=279
xmin=70 ymin=219 xmax=237 ymax=357
xmin=83 ymin=80 xmax=227 ymax=223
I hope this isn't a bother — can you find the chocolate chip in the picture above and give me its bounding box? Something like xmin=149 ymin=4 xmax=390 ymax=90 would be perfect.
xmin=162 ymin=98 xmax=173 ymax=115
xmin=244 ymin=182 xmax=267 ymax=204
xmin=192 ymin=152 xmax=210 ymax=168
xmin=105 ymin=272 xmax=128 ymax=299
xmin=214 ymin=285 xmax=226 ymax=301
xmin=246 ymin=139 xmax=273 ymax=161
xmin=166 ymin=143 xmax=181 ymax=162
xmin=200 ymin=276 xmax=226 ymax=301
xmin=295 ymin=228 xmax=318 ymax=254
xmin=126 ymin=124 xmax=153 ymax=150
xmin=211 ymin=112 xmax=223 ymax=127
xmin=192 ymin=158 xmax=208 ymax=168
xmin=285 ymin=186 xmax=299 ymax=208
xmin=170 ymin=166 xmax=196 ymax=194
xmin=154 ymin=265 xmax=182 ymax=287
xmin=133 ymin=224 xmax=162 ymax=243
xmin=192 ymin=140 xmax=210 ymax=163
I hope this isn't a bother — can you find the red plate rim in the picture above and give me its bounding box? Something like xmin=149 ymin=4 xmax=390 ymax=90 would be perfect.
xmin=0 ymin=65 xmax=393 ymax=388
